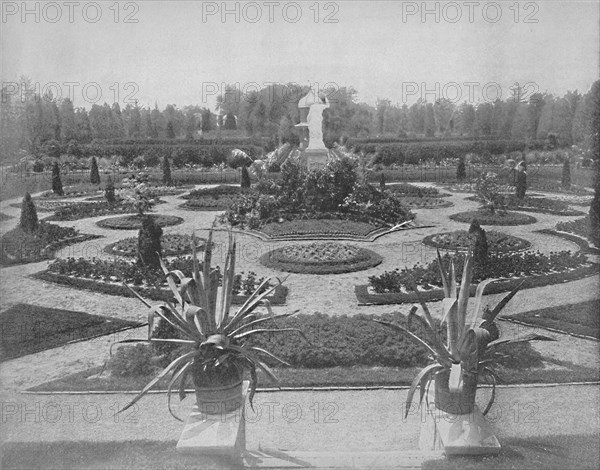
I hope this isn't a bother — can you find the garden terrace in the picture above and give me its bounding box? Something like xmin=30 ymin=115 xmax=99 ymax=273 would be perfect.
xmin=96 ymin=214 xmax=183 ymax=230
xmin=449 ymin=210 xmax=537 ymax=225
xmin=0 ymin=223 xmax=101 ymax=266
xmin=422 ymin=230 xmax=531 ymax=253
xmin=34 ymin=257 xmax=288 ymax=305
xmin=259 ymin=242 xmax=383 ymax=274
xmin=103 ymin=234 xmax=207 ymax=257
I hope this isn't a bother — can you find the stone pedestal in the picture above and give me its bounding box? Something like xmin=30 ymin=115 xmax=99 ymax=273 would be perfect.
xmin=420 ymin=395 xmax=500 ymax=456
xmin=176 ymin=381 xmax=249 ymax=456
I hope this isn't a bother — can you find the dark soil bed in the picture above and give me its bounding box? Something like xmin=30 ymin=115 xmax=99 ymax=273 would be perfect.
xmin=260 ymin=242 xmax=383 ymax=274
xmin=0 ymin=304 xmax=141 ymax=361
xmin=449 ymin=210 xmax=537 ymax=225
xmin=96 ymin=214 xmax=184 ymax=230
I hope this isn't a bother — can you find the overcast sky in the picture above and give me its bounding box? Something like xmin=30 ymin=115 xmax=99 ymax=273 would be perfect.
xmin=2 ymin=0 xmax=598 ymax=109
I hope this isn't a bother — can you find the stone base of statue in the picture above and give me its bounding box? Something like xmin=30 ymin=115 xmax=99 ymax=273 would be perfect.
xmin=176 ymin=381 xmax=248 ymax=456
xmin=301 ymin=149 xmax=329 ymax=170
xmin=419 ymin=389 xmax=500 ymax=456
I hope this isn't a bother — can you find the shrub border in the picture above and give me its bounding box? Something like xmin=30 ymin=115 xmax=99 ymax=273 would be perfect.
xmin=449 ymin=210 xmax=538 ymax=226
xmin=354 ymin=263 xmax=599 ymax=305
xmin=96 ymin=214 xmax=184 ymax=230
xmin=421 ymin=231 xmax=532 ymax=253
xmin=31 ymin=270 xmax=289 ymax=305
xmin=259 ymin=246 xmax=383 ymax=274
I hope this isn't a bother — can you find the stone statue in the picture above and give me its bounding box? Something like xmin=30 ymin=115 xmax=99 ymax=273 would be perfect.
xmin=305 ymin=94 xmax=329 ymax=151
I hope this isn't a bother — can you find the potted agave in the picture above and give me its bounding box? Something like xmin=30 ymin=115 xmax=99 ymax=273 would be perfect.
xmin=116 ymin=228 xmax=304 ymax=420
xmin=375 ymin=249 xmax=552 ymax=417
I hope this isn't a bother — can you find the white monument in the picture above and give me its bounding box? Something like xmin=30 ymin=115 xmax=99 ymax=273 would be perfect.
xmin=295 ymin=88 xmax=330 ymax=169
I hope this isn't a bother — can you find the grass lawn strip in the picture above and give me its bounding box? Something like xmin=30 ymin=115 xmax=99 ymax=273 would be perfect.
xmin=502 ymin=300 xmax=600 ymax=340
xmin=0 ymin=304 xmax=142 ymax=361
xmin=31 ymin=270 xmax=289 ymax=305
xmin=355 ymin=263 xmax=600 ymax=305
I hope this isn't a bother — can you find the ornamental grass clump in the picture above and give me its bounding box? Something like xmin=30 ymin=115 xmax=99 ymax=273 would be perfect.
xmin=115 ymin=228 xmax=305 ymax=420
xmin=373 ymin=249 xmax=552 ymax=417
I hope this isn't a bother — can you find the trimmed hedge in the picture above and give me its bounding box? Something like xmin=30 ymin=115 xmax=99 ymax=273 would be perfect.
xmin=356 ymin=263 xmax=599 ymax=305
xmin=32 ymin=270 xmax=289 ymax=305
xmin=449 ymin=210 xmax=537 ymax=225
xmin=260 ymin=244 xmax=383 ymax=274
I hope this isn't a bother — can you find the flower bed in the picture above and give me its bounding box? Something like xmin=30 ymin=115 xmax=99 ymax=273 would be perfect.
xmin=422 ymin=230 xmax=531 ymax=253
xmin=0 ymin=223 xmax=102 ymax=266
xmin=46 ymin=201 xmax=140 ymax=221
xmin=258 ymin=218 xmax=383 ymax=240
xmin=260 ymin=242 xmax=383 ymax=274
xmin=466 ymin=194 xmax=584 ymax=216
xmin=450 ymin=210 xmax=537 ymax=225
xmin=179 ymin=196 xmax=237 ymax=211
xmin=104 ymin=234 xmax=207 ymax=257
xmin=535 ymin=228 xmax=599 ymax=254
xmin=398 ymin=196 xmax=453 ymax=209
xmin=356 ymin=263 xmax=599 ymax=305
xmin=386 ymin=183 xmax=449 ymax=198
xmin=34 ymin=257 xmax=288 ymax=305
xmin=556 ymin=216 xmax=592 ymax=240
xmin=96 ymin=214 xmax=183 ymax=230
xmin=365 ymin=250 xmax=591 ymax=295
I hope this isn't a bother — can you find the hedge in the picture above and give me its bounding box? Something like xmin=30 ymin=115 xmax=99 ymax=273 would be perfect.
xmin=350 ymin=139 xmax=547 ymax=166
xmin=31 ymin=270 xmax=289 ymax=305
xmin=355 ymin=263 xmax=600 ymax=305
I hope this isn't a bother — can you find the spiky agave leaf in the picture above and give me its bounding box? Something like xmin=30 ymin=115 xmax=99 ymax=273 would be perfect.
xmin=465 ymin=278 xmax=496 ymax=332
xmin=167 ymin=361 xmax=193 ymax=421
xmin=404 ymin=363 xmax=443 ymax=419
xmin=455 ymin=250 xmax=474 ymax=338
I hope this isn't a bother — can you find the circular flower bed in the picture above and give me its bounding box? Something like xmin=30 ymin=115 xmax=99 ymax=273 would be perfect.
xmin=422 ymin=230 xmax=531 ymax=253
xmin=260 ymin=242 xmax=383 ymax=274
xmin=96 ymin=214 xmax=184 ymax=230
xmin=449 ymin=210 xmax=537 ymax=226
xmin=104 ymin=234 xmax=207 ymax=257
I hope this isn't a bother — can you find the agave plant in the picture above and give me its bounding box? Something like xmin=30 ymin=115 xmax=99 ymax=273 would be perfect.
xmin=374 ymin=249 xmax=552 ymax=417
xmin=116 ymin=228 xmax=304 ymax=420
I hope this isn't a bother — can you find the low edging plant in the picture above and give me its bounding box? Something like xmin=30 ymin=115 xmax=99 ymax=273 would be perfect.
xmin=357 ymin=250 xmax=597 ymax=305
xmin=259 ymin=242 xmax=383 ymax=274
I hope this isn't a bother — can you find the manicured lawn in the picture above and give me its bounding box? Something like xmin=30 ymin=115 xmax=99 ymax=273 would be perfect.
xmin=0 ymin=304 xmax=142 ymax=361
xmin=504 ymin=300 xmax=600 ymax=339
xmin=259 ymin=218 xmax=381 ymax=239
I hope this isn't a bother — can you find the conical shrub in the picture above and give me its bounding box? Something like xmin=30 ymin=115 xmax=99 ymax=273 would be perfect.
xmin=20 ymin=193 xmax=39 ymax=233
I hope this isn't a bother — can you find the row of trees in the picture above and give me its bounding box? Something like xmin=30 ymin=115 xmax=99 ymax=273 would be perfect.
xmin=2 ymin=78 xmax=599 ymax=164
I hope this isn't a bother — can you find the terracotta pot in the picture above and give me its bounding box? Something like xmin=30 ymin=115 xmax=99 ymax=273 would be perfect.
xmin=433 ymin=368 xmax=478 ymax=415
xmin=192 ymin=361 xmax=243 ymax=415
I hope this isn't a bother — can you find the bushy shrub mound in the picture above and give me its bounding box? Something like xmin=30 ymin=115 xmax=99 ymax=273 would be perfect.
xmin=96 ymin=214 xmax=183 ymax=230
xmin=0 ymin=222 xmax=98 ymax=266
xmin=224 ymin=159 xmax=414 ymax=230
xmin=260 ymin=242 xmax=383 ymax=274
xmin=105 ymin=234 xmax=207 ymax=257
xmin=422 ymin=230 xmax=531 ymax=253
xmin=450 ymin=210 xmax=537 ymax=225
xmin=368 ymin=250 xmax=589 ymax=293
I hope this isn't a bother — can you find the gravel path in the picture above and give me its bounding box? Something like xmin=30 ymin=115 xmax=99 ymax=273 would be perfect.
xmin=1 ymin=186 xmax=598 ymax=393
